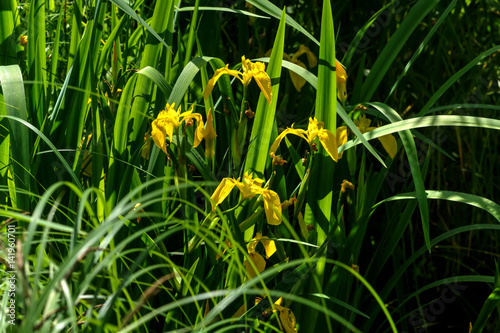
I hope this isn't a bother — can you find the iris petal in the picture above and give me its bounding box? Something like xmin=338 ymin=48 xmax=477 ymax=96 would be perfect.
xmin=317 ymin=129 xmax=339 ymax=162
xmin=210 ymin=178 xmax=239 ymax=211
xmin=263 ymin=190 xmax=282 ymax=225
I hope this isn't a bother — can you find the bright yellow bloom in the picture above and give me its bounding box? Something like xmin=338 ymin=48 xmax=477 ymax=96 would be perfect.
xmin=337 ymin=114 xmax=397 ymax=158
xmin=273 ymin=298 xmax=298 ymax=333
xmin=336 ymin=61 xmax=348 ymax=104
xmin=244 ymin=232 xmax=277 ymax=278
xmin=203 ymin=56 xmax=272 ymax=105
xmin=151 ymin=103 xmax=204 ymax=155
xmin=285 ymin=45 xmax=318 ymax=92
xmin=270 ymin=117 xmax=347 ymax=162
xmin=210 ymin=177 xmax=240 ymax=211
xmin=204 ymin=108 xmax=217 ymax=159
xmin=210 ymin=172 xmax=282 ymax=225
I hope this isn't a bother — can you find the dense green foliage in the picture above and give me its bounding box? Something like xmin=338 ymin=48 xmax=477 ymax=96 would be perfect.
xmin=0 ymin=0 xmax=499 ymax=332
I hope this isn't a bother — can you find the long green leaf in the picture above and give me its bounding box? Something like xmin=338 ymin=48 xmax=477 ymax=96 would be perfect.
xmin=470 ymin=288 xmax=500 ymax=333
xmin=246 ymin=0 xmax=318 ymax=45
xmin=376 ymin=190 xmax=500 ymax=223
xmin=109 ymin=0 xmax=172 ymax=52
xmin=301 ymin=1 xmax=336 ymax=331
xmin=417 ymin=45 xmax=500 ymax=117
xmin=369 ymin=102 xmax=430 ymax=250
xmin=27 ymin=0 xmax=47 ymax=128
xmin=0 ymin=65 xmax=31 ymax=210
xmin=244 ymin=9 xmax=285 ymax=176
xmin=339 ymin=115 xmax=500 ymax=153
xmin=360 ymin=0 xmax=439 ymax=101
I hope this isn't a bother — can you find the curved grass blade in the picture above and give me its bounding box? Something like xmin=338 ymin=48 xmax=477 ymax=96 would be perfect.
xmin=385 ymin=0 xmax=457 ymax=101
xmin=376 ymin=190 xmax=500 ymax=223
xmin=110 ymin=0 xmax=172 ymax=52
xmin=0 ymin=65 xmax=31 ymax=210
xmin=360 ymin=0 xmax=440 ymax=102
xmin=137 ymin=66 xmax=173 ymax=98
xmin=0 ymin=115 xmax=82 ymax=192
xmin=246 ymin=0 xmax=319 ymax=45
xmin=470 ymin=287 xmax=500 ymax=333
xmin=339 ymin=115 xmax=500 ymax=153
xmin=369 ymin=102 xmax=430 ymax=250
xmin=416 ymin=45 xmax=500 ymax=117
xmin=177 ymin=6 xmax=270 ymax=19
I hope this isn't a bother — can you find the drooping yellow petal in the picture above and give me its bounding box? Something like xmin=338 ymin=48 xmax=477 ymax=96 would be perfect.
xmin=262 ymin=189 xmax=282 ymax=225
xmin=317 ymin=129 xmax=339 ymax=162
xmin=151 ymin=111 xmax=174 ymax=155
xmin=203 ymin=65 xmax=243 ymax=100
xmin=204 ymin=108 xmax=217 ymax=159
xmin=305 ymin=47 xmax=318 ymax=68
xmin=278 ymin=307 xmax=298 ymax=333
xmin=210 ymin=178 xmax=240 ymax=211
xmin=184 ymin=113 xmax=204 ymax=148
xmin=378 ymin=134 xmax=398 ymax=159
xmin=269 ymin=127 xmax=308 ymax=157
xmin=336 ymin=60 xmax=348 ymax=104
xmin=252 ymin=69 xmax=273 ymax=105
xmin=336 ymin=126 xmax=348 ymax=159
xmin=259 ymin=236 xmax=276 ymax=259
xmin=288 ymin=59 xmax=307 ymax=92
xmin=272 ymin=299 xmax=298 ymax=333
xmin=245 ymin=252 xmax=266 ymax=278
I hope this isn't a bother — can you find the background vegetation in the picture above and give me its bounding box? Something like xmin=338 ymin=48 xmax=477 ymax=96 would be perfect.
xmin=0 ymin=0 xmax=499 ymax=332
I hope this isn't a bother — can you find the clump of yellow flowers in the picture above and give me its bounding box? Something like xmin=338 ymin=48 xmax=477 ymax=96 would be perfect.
xmin=151 ymin=103 xmax=216 ymax=158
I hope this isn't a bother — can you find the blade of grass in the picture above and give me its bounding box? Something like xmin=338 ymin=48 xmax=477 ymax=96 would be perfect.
xmin=244 ymin=9 xmax=285 ymax=177
xmin=0 ymin=1 xmax=17 ymax=66
xmin=360 ymin=0 xmax=439 ymax=102
xmin=127 ymin=0 xmax=174 ymax=152
xmin=110 ymin=0 xmax=172 ymax=52
xmin=246 ymin=0 xmax=318 ymax=46
xmin=416 ymin=45 xmax=500 ymax=117
xmin=301 ymin=1 xmax=336 ymax=331
xmin=0 ymin=65 xmax=31 ymax=210
xmin=27 ymin=0 xmax=47 ymax=128
xmin=369 ymin=102 xmax=430 ymax=250
xmin=339 ymin=115 xmax=500 ymax=153
xmin=469 ymin=288 xmax=500 ymax=333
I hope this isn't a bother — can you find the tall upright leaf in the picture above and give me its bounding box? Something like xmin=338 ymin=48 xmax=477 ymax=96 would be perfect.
xmin=300 ymin=0 xmax=336 ymax=331
xmin=0 ymin=65 xmax=31 ymax=211
xmin=27 ymin=0 xmax=47 ymax=128
xmin=244 ymin=9 xmax=286 ymax=176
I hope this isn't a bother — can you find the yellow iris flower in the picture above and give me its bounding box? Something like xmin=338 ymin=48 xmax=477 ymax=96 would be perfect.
xmin=210 ymin=172 xmax=282 ymax=225
xmin=273 ymin=298 xmax=298 ymax=333
xmin=203 ymin=56 xmax=272 ymax=105
xmin=337 ymin=114 xmax=397 ymax=158
xmin=281 ymin=45 xmax=318 ymax=92
xmin=336 ymin=61 xmax=348 ymax=104
xmin=269 ymin=117 xmax=348 ymax=162
xmin=151 ymin=103 xmax=204 ymax=155
xmin=244 ymin=232 xmax=277 ymax=278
